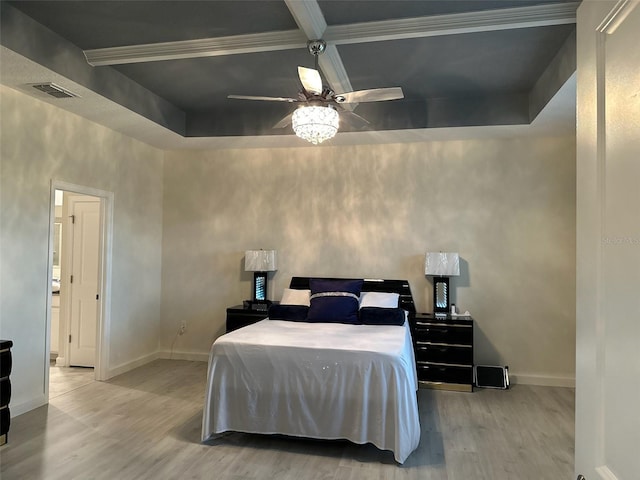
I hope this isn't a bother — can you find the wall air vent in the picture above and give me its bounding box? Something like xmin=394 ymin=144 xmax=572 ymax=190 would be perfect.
xmin=32 ymin=83 xmax=79 ymax=99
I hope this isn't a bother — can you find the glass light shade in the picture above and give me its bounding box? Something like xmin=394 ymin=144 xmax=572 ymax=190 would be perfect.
xmin=245 ymin=250 xmax=277 ymax=272
xmin=292 ymin=106 xmax=339 ymax=145
xmin=425 ymin=252 xmax=460 ymax=276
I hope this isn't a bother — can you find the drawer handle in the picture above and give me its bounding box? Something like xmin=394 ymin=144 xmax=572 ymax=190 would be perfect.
xmin=420 ymin=347 xmax=450 ymax=353
xmin=422 ymin=328 xmax=449 ymax=333
xmin=421 ymin=365 xmax=448 ymax=372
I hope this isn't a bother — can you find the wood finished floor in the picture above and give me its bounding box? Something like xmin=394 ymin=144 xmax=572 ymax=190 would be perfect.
xmin=0 ymin=360 xmax=574 ymax=480
xmin=48 ymin=363 xmax=95 ymax=399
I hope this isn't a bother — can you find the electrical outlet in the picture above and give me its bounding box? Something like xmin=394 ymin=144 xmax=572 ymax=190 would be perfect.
xmin=179 ymin=321 xmax=186 ymax=335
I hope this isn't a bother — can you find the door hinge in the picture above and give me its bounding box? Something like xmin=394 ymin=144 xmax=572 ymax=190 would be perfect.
xmin=70 ymin=274 xmax=73 ymax=284
xmin=96 ymin=294 xmax=99 ymax=300
xmin=70 ymin=214 xmax=75 ymax=224
xmin=68 ymin=334 xmax=72 ymax=343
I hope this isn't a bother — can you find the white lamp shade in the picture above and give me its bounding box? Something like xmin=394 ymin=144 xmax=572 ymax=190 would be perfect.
xmin=425 ymin=252 xmax=460 ymax=276
xmin=245 ymin=250 xmax=277 ymax=272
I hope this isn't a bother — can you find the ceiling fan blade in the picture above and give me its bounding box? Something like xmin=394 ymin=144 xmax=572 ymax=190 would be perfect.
xmin=335 ymin=87 xmax=404 ymax=104
xmin=273 ymin=112 xmax=293 ymax=129
xmin=297 ymin=66 xmax=322 ymax=95
xmin=337 ymin=109 xmax=371 ymax=130
xmin=228 ymin=94 xmax=298 ymax=102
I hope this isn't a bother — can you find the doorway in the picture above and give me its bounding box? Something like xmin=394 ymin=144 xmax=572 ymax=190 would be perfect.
xmin=46 ymin=181 xmax=113 ymax=400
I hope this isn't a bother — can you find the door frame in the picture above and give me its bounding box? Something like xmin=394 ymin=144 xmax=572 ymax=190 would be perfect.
xmin=575 ymin=1 xmax=639 ymax=479
xmin=45 ymin=180 xmax=114 ymax=392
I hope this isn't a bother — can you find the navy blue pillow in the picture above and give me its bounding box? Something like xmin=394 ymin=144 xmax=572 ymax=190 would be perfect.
xmin=307 ymin=279 xmax=364 ymax=324
xmin=268 ymin=304 xmax=309 ymax=322
xmin=359 ymin=307 xmax=406 ymax=326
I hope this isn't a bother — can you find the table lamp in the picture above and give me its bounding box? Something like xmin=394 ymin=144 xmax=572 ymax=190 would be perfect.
xmin=425 ymin=252 xmax=460 ymax=314
xmin=245 ymin=250 xmax=277 ymax=305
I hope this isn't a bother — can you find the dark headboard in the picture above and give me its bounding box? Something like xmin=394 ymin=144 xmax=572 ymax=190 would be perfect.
xmin=289 ymin=277 xmax=416 ymax=313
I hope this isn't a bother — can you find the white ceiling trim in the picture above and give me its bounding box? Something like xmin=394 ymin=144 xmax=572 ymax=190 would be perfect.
xmin=318 ymin=45 xmax=353 ymax=96
xmin=284 ymin=0 xmax=354 ymax=105
xmin=325 ymin=2 xmax=579 ymax=44
xmin=83 ymin=3 xmax=578 ymax=67
xmin=84 ymin=29 xmax=308 ymax=66
xmin=284 ymin=0 xmax=326 ymax=39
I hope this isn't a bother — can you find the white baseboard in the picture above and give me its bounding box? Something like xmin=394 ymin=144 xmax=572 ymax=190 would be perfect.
xmin=55 ymin=355 xmax=65 ymax=367
xmin=105 ymin=351 xmax=161 ymax=379
xmin=510 ymin=372 xmax=575 ymax=388
xmin=103 ymin=350 xmax=208 ymax=379
xmin=10 ymin=394 xmax=47 ymax=417
xmin=157 ymin=350 xmax=209 ymax=362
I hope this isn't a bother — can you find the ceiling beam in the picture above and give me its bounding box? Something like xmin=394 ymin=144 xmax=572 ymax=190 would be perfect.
xmin=283 ymin=0 xmax=326 ymax=39
xmin=283 ymin=0 xmax=354 ymax=101
xmin=85 ymin=29 xmax=308 ymax=66
xmin=325 ymin=2 xmax=579 ymax=45
xmin=318 ymin=45 xmax=353 ymax=95
xmin=84 ymin=2 xmax=578 ymax=67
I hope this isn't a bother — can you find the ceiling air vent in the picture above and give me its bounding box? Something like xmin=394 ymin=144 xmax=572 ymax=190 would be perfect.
xmin=32 ymin=83 xmax=79 ymax=99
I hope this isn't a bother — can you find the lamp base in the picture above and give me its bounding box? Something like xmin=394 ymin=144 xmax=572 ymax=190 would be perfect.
xmin=433 ymin=276 xmax=450 ymax=314
xmin=252 ymin=271 xmax=268 ymax=301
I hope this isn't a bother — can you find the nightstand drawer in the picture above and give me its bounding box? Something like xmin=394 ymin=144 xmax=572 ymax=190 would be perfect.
xmin=415 ymin=343 xmax=473 ymax=365
xmin=414 ymin=323 xmax=472 ymax=344
xmin=417 ymin=363 xmax=473 ymax=385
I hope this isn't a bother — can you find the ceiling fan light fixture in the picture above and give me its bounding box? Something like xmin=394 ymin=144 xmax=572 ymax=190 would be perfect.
xmin=292 ymin=105 xmax=339 ymax=145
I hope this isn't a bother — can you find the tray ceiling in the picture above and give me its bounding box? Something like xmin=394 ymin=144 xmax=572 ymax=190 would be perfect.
xmin=1 ymin=0 xmax=578 ymax=145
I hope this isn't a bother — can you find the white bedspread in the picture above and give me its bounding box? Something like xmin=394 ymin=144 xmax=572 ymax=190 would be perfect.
xmin=201 ymin=319 xmax=420 ymax=463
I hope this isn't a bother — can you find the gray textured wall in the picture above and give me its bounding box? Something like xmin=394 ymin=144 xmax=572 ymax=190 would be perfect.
xmin=0 ymin=81 xmax=576 ymax=419
xmin=162 ymin=137 xmax=576 ymax=385
xmin=0 ymin=85 xmax=165 ymax=413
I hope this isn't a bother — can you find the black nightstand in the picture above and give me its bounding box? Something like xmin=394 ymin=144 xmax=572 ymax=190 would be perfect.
xmin=411 ymin=313 xmax=474 ymax=392
xmin=226 ymin=305 xmax=271 ymax=333
xmin=0 ymin=339 xmax=13 ymax=446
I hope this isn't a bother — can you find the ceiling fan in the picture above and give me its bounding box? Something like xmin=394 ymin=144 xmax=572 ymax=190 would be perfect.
xmin=227 ymin=40 xmax=404 ymax=144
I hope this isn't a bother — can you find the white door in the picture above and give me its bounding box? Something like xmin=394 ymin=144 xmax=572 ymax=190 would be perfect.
xmin=576 ymin=2 xmax=640 ymax=479
xmin=67 ymin=194 xmax=101 ymax=367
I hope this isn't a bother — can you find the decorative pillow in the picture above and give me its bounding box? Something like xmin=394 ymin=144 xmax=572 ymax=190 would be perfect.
xmin=268 ymin=304 xmax=309 ymax=322
xmin=359 ymin=307 xmax=406 ymax=326
xmin=307 ymin=279 xmax=364 ymax=324
xmin=359 ymin=291 xmax=399 ymax=309
xmin=280 ymin=288 xmax=311 ymax=306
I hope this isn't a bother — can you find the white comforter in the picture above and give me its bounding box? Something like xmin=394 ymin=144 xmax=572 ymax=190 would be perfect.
xmin=201 ymin=319 xmax=420 ymax=463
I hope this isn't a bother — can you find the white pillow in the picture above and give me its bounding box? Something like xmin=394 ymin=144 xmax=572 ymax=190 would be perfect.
xmin=359 ymin=291 xmax=399 ymax=309
xmin=280 ymin=288 xmax=311 ymax=306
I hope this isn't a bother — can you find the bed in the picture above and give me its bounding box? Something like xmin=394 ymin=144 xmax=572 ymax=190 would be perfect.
xmin=201 ymin=277 xmax=420 ymax=464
